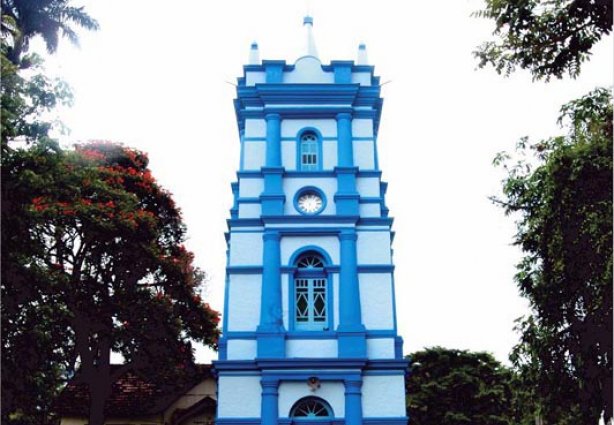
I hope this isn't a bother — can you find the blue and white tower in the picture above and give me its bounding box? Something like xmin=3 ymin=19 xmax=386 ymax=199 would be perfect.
xmin=214 ymin=17 xmax=408 ymax=425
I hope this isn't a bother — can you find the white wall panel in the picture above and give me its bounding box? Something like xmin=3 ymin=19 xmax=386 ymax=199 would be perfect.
xmin=282 ymin=141 xmax=297 ymax=170
xmin=352 ymin=119 xmax=373 ymax=138
xmin=286 ymin=339 xmax=337 ymax=358
xmin=366 ymin=338 xmax=396 ymax=359
xmin=227 ymin=275 xmax=261 ymax=331
xmin=238 ymin=203 xmax=261 ymax=218
xmin=218 ymin=376 xmax=262 ymax=417
xmin=229 ymin=233 xmax=262 ymax=265
xmin=359 ymin=274 xmax=394 ymax=329
xmin=245 ymin=119 xmax=266 ymax=138
xmin=226 ymin=339 xmax=257 ymax=360
xmin=351 ymin=73 xmax=371 ymax=86
xmin=239 ymin=178 xmax=264 ymax=197
xmin=357 ymin=232 xmax=391 ymax=264
xmin=362 ymin=375 xmax=406 ymax=417
xmin=356 ymin=177 xmax=380 ymax=197
xmin=353 ymin=141 xmax=375 ymax=170
xmin=322 ymin=140 xmax=337 ymax=170
xmin=245 ymin=71 xmax=266 ymax=86
xmin=243 ymin=142 xmax=266 ymax=170
xmin=359 ymin=203 xmax=380 ymax=218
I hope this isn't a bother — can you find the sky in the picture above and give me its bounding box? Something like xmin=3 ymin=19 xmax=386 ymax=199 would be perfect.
xmin=39 ymin=0 xmax=613 ymax=364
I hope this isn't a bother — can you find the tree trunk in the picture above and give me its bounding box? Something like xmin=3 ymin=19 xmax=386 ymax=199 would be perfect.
xmin=88 ymin=384 xmax=108 ymax=425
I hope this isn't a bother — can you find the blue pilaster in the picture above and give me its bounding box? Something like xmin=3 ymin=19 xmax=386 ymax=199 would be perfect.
xmin=261 ymin=378 xmax=279 ymax=425
xmin=261 ymin=113 xmax=285 ymax=216
xmin=336 ymin=113 xmax=353 ymax=167
xmin=344 ymin=377 xmax=363 ymax=425
xmin=337 ymin=230 xmax=366 ymax=357
xmin=265 ymin=113 xmax=282 ymax=167
xmin=257 ymin=231 xmax=285 ymax=358
xmin=335 ymin=113 xmax=359 ymax=216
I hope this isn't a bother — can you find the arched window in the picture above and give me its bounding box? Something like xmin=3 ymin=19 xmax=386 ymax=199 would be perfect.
xmin=294 ymin=252 xmax=328 ymax=331
xmin=299 ymin=132 xmax=319 ymax=171
xmin=290 ymin=396 xmax=333 ymax=418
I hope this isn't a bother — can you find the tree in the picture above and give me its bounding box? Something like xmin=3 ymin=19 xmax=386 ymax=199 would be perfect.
xmin=474 ymin=0 xmax=613 ymax=80
xmin=493 ymin=88 xmax=612 ymax=424
xmin=2 ymin=141 xmax=220 ymax=425
xmin=406 ymin=347 xmax=516 ymax=425
xmin=1 ymin=0 xmax=99 ymax=66
xmin=1 ymin=140 xmax=76 ymax=425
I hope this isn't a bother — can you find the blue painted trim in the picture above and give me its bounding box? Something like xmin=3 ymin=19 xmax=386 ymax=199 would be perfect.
xmin=293 ymin=186 xmax=327 ymax=215
xmin=239 ymin=134 xmax=245 ymax=170
xmin=222 ymin=274 xmax=231 ymax=333
xmin=357 ymin=264 xmax=395 ymax=273
xmin=359 ymin=197 xmax=383 ymax=204
xmin=280 ymin=265 xmax=341 ymax=274
xmin=237 ymin=197 xmax=261 ymax=204
xmin=216 ymin=419 xmax=408 ymax=425
xmin=236 ymin=169 xmax=382 ymax=178
xmin=226 ymin=266 xmax=263 ymax=274
xmin=264 ymin=215 xmax=359 ymax=225
xmin=226 ymin=264 xmax=396 ymax=274
xmin=281 ymin=136 xmax=337 ymax=141
xmin=222 ymin=330 xmax=397 ymax=339
xmin=373 ymin=136 xmax=380 ymax=170
xmin=391 ymin=272 xmax=399 ymax=333
xmin=242 ymin=137 xmax=267 ymax=141
xmin=357 ymin=217 xmax=394 ymax=226
xmin=288 ymin=245 xmax=333 ymax=266
xmin=213 ymin=358 xmax=409 ymax=372
xmin=226 ymin=216 xmax=394 ymax=228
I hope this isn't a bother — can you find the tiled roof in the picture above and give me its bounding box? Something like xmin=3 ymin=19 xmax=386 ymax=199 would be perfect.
xmin=56 ymin=364 xmax=213 ymax=417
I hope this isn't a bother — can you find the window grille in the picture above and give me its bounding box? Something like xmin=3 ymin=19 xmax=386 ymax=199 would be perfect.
xmin=290 ymin=397 xmax=333 ymax=418
xmin=294 ymin=253 xmax=327 ymax=330
xmin=300 ymin=133 xmax=318 ymax=170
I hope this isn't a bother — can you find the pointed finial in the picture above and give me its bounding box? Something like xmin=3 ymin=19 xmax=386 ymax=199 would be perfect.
xmin=248 ymin=41 xmax=260 ymax=65
xmin=357 ymin=43 xmax=368 ymax=65
xmin=302 ymin=15 xmax=319 ymax=59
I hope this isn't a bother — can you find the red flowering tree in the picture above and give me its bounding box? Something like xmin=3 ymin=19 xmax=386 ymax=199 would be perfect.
xmin=2 ymin=140 xmax=219 ymax=425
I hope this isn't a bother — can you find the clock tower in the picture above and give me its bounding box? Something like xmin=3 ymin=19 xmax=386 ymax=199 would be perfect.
xmin=214 ymin=17 xmax=409 ymax=425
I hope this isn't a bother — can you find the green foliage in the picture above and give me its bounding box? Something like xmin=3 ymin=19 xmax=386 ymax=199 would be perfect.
xmin=1 ymin=49 xmax=73 ymax=153
xmin=406 ymin=347 xmax=516 ymax=425
xmin=474 ymin=0 xmax=613 ymax=80
xmin=1 ymin=0 xmax=99 ymax=65
xmin=2 ymin=141 xmax=221 ymax=425
xmin=494 ymin=88 xmax=613 ymax=423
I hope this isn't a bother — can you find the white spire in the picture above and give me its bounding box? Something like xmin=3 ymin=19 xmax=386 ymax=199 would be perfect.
xmin=357 ymin=43 xmax=368 ymax=65
xmin=302 ymin=16 xmax=319 ymax=59
xmin=248 ymin=41 xmax=260 ymax=65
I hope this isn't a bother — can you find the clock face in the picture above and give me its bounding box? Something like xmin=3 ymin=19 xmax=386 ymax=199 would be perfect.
xmin=297 ymin=191 xmax=323 ymax=214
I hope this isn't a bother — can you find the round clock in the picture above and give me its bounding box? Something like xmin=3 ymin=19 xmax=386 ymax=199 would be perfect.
xmin=297 ymin=190 xmax=324 ymax=214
